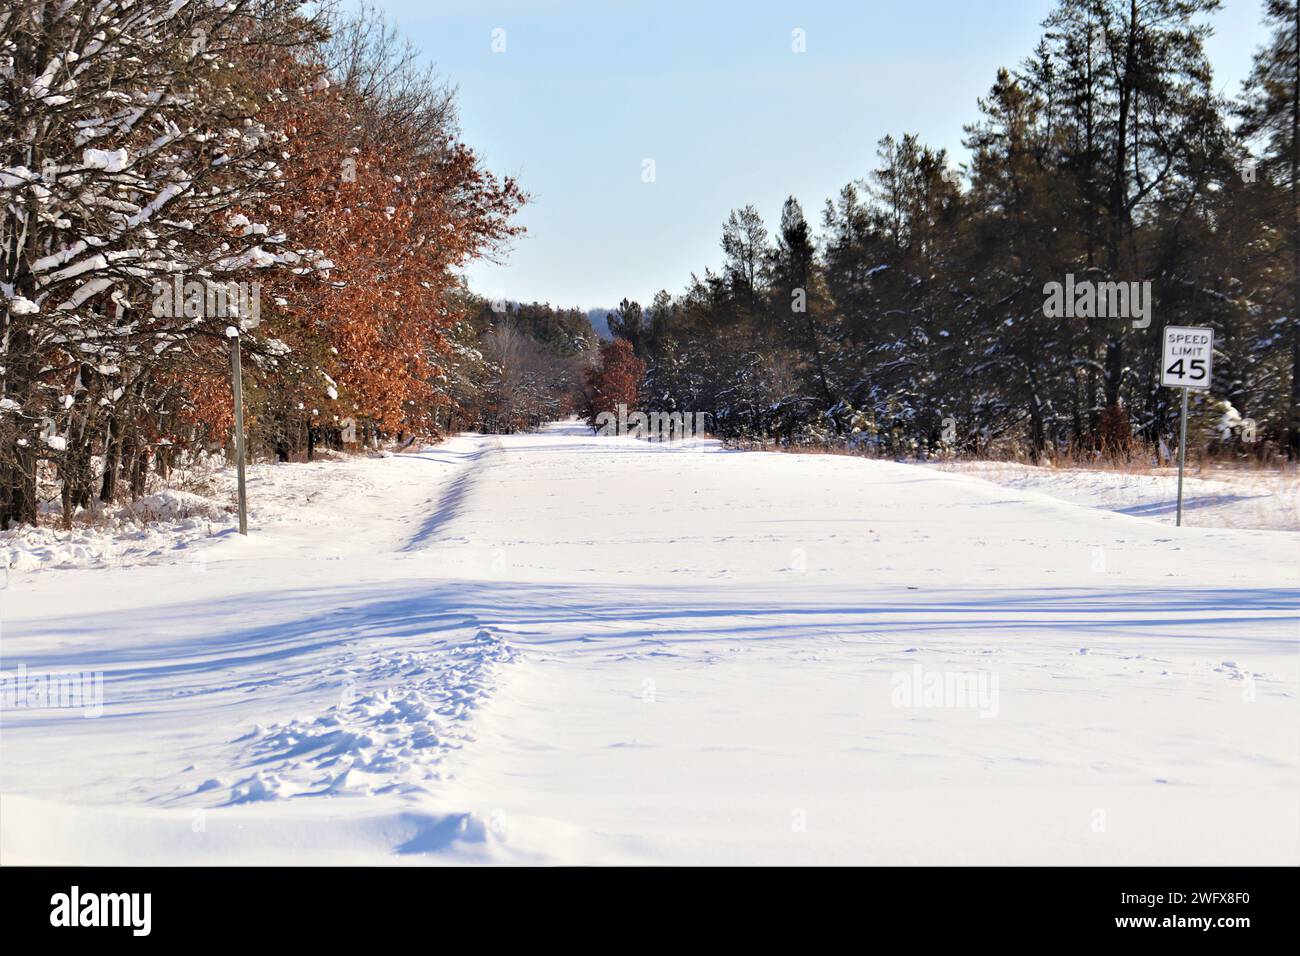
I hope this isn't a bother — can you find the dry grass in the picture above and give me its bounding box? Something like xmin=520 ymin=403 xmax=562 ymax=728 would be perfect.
xmin=727 ymin=436 xmax=1295 ymax=478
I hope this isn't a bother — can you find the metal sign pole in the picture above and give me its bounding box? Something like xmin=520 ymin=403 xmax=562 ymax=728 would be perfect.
xmin=230 ymin=333 xmax=248 ymax=535
xmin=1161 ymin=326 xmax=1213 ymax=530
xmin=1176 ymin=385 xmax=1188 ymax=528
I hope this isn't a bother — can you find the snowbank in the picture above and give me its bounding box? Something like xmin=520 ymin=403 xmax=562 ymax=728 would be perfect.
xmin=125 ymin=490 xmax=229 ymax=522
xmin=925 ymin=460 xmax=1299 ymax=531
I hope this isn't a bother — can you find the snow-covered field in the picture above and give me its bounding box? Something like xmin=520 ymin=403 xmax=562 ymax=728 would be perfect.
xmin=2 ymin=421 xmax=1297 ymax=864
xmin=927 ymin=459 xmax=1300 ymax=532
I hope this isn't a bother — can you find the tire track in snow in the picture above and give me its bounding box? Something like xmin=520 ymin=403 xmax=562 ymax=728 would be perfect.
xmin=220 ymin=627 xmax=517 ymax=804
xmin=213 ymin=438 xmax=519 ymax=804
xmin=402 ymin=436 xmax=505 ymax=552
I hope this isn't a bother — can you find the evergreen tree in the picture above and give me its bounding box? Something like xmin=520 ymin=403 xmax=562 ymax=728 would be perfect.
xmin=1241 ymin=0 xmax=1300 ymax=456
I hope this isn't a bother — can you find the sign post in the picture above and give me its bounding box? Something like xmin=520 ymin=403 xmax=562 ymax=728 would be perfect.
xmin=1176 ymin=384 xmax=1188 ymax=525
xmin=1160 ymin=326 xmax=1214 ymax=527
xmin=228 ymin=327 xmax=248 ymax=535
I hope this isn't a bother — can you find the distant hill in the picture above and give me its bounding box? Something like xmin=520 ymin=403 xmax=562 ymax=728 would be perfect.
xmin=586 ymin=308 xmax=613 ymax=341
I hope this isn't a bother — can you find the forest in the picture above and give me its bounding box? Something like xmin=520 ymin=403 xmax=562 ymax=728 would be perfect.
xmin=2 ymin=0 xmax=1297 ymax=530
xmin=596 ymin=0 xmax=1299 ymax=464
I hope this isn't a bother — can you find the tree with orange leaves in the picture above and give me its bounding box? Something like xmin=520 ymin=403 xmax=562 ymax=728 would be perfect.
xmin=582 ymin=339 xmax=646 ymax=431
xmin=0 ymin=1 xmax=528 ymax=527
xmin=225 ymin=6 xmax=526 ymax=458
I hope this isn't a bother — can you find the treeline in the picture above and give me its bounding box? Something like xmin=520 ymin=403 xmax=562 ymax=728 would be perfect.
xmin=607 ymin=0 xmax=1299 ymax=462
xmin=451 ymin=299 xmax=597 ymax=434
xmin=0 ymin=1 xmax=526 ymax=528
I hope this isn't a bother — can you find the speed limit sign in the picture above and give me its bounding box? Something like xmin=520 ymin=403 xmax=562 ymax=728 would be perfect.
xmin=1161 ymin=326 xmax=1214 ymax=390
xmin=1161 ymin=325 xmax=1215 ymax=529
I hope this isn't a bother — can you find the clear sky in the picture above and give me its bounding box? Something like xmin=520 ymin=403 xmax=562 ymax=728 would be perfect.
xmin=366 ymin=0 xmax=1274 ymax=311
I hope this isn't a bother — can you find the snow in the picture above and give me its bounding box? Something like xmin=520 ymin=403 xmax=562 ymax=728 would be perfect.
xmin=0 ymin=166 xmax=37 ymax=189
xmin=82 ymin=147 xmax=130 ymax=172
xmin=1 ymin=423 xmax=1296 ymax=864
xmin=0 ymin=492 xmax=232 ymax=573
xmin=125 ymin=490 xmax=229 ymax=522
xmin=926 ymin=460 xmax=1300 ymax=532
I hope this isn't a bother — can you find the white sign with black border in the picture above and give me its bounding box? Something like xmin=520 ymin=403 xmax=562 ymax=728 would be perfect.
xmin=1161 ymin=324 xmax=1215 ymax=528
xmin=1161 ymin=326 xmax=1214 ymax=390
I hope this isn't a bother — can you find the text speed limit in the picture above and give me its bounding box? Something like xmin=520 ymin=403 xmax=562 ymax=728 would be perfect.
xmin=1161 ymin=326 xmax=1214 ymax=390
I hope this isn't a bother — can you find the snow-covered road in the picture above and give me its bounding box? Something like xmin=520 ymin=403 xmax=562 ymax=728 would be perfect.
xmin=2 ymin=422 xmax=1297 ymax=864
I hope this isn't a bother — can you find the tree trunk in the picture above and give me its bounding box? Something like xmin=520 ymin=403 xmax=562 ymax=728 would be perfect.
xmin=1 ymin=440 xmax=38 ymax=529
xmin=129 ymin=446 xmax=149 ymax=499
xmin=101 ymin=412 xmax=122 ymax=502
xmin=1290 ymin=1 xmax=1300 ymax=459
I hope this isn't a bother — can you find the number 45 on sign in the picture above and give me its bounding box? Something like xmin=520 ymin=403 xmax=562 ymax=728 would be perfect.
xmin=1162 ymin=327 xmax=1213 ymax=389
xmin=1161 ymin=326 xmax=1214 ymax=528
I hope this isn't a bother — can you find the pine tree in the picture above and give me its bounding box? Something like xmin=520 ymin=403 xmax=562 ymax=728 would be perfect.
xmin=1241 ymin=0 xmax=1300 ymax=456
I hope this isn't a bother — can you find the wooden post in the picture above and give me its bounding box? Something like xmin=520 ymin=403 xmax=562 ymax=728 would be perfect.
xmin=230 ymin=331 xmax=248 ymax=535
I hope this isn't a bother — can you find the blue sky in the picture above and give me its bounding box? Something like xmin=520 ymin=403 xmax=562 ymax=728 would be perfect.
xmin=368 ymin=0 xmax=1273 ymax=311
